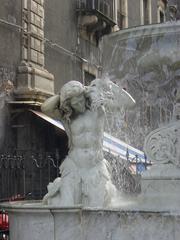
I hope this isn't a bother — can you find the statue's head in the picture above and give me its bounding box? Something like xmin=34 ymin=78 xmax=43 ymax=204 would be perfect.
xmin=60 ymin=81 xmax=86 ymax=118
xmin=60 ymin=81 xmax=85 ymax=104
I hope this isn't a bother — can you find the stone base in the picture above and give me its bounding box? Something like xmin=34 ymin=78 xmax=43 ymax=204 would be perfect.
xmin=138 ymin=163 xmax=180 ymax=211
xmin=2 ymin=201 xmax=180 ymax=240
xmin=14 ymin=64 xmax=54 ymax=103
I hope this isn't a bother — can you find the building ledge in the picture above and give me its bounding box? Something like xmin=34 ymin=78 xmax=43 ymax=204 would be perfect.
xmin=8 ymin=100 xmax=42 ymax=107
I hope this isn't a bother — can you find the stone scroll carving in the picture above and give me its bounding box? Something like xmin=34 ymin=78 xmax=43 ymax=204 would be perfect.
xmin=144 ymin=121 xmax=180 ymax=167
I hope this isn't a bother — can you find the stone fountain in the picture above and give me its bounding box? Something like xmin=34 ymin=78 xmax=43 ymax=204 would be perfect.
xmin=1 ymin=22 xmax=180 ymax=240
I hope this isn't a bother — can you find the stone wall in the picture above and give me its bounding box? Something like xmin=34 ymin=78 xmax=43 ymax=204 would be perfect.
xmin=44 ymin=0 xmax=102 ymax=91
xmin=0 ymin=0 xmax=21 ymax=80
xmin=6 ymin=204 xmax=180 ymax=240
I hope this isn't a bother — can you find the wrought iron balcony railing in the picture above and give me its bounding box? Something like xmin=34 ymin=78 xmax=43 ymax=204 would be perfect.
xmin=77 ymin=0 xmax=116 ymax=24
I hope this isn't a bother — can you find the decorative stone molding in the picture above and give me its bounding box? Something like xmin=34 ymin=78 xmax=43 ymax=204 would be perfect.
xmin=144 ymin=121 xmax=180 ymax=167
xmin=107 ymin=21 xmax=180 ymax=42
xmin=2 ymin=201 xmax=180 ymax=240
xmin=15 ymin=0 xmax=54 ymax=103
xmin=139 ymin=120 xmax=180 ymax=210
xmin=15 ymin=64 xmax=54 ymax=102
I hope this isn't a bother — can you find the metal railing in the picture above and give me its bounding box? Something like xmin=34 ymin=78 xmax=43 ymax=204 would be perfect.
xmin=0 ymin=149 xmax=149 ymax=202
xmin=104 ymin=151 xmax=142 ymax=193
xmin=0 ymin=149 xmax=149 ymax=240
xmin=0 ymin=152 xmax=61 ymax=202
xmin=77 ymin=0 xmax=115 ymax=21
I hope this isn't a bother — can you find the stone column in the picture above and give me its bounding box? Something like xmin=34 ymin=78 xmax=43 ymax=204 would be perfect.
xmin=15 ymin=0 xmax=54 ymax=103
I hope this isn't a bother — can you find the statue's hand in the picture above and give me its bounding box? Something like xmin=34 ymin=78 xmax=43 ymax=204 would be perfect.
xmin=85 ymin=78 xmax=135 ymax=112
xmin=91 ymin=97 xmax=105 ymax=111
xmin=85 ymin=84 xmax=103 ymax=110
xmin=42 ymin=177 xmax=61 ymax=204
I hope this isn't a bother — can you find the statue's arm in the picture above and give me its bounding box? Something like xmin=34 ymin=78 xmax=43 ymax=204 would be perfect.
xmin=41 ymin=94 xmax=62 ymax=119
xmin=106 ymin=80 xmax=135 ymax=110
xmin=86 ymin=78 xmax=135 ymax=112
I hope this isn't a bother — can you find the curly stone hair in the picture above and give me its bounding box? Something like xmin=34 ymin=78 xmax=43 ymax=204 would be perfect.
xmin=59 ymin=81 xmax=85 ymax=122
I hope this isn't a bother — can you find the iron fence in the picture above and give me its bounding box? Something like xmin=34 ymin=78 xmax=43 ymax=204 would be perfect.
xmin=0 ymin=152 xmax=61 ymax=202
xmin=77 ymin=0 xmax=115 ymax=21
xmin=0 ymin=149 xmax=148 ymax=240
xmin=104 ymin=151 xmax=142 ymax=193
xmin=0 ymin=149 xmax=149 ymax=202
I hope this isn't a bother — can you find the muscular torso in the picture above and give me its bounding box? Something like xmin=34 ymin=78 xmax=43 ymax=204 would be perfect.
xmin=68 ymin=109 xmax=105 ymax=168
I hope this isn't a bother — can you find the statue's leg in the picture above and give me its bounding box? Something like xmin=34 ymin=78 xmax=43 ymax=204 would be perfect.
xmin=53 ymin=174 xmax=81 ymax=206
xmin=56 ymin=158 xmax=82 ymax=206
xmin=81 ymin=160 xmax=117 ymax=207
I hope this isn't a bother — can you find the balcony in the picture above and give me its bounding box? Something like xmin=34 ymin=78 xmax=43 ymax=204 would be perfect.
xmin=77 ymin=0 xmax=116 ymax=42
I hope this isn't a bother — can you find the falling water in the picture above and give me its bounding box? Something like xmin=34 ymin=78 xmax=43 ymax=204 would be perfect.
xmin=102 ymin=21 xmax=180 ymax=149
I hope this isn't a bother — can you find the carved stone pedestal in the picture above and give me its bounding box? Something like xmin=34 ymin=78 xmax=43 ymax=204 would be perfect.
xmin=139 ymin=121 xmax=180 ymax=211
xmin=140 ymin=164 xmax=180 ymax=210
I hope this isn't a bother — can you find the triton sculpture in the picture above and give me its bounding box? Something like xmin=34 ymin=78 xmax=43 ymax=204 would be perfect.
xmin=41 ymin=78 xmax=135 ymax=207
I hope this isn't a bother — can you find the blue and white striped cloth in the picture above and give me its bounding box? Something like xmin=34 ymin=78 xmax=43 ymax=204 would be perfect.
xmin=103 ymin=132 xmax=146 ymax=162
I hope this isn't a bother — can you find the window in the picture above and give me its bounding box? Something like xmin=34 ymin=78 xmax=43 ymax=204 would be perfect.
xmin=84 ymin=71 xmax=96 ymax=85
xmin=143 ymin=0 xmax=149 ymax=24
xmin=100 ymin=1 xmax=111 ymax=18
xmin=160 ymin=10 xmax=165 ymax=22
xmin=117 ymin=0 xmax=128 ymax=29
xmin=82 ymin=62 xmax=98 ymax=85
xmin=140 ymin=0 xmax=152 ymax=25
xmin=157 ymin=0 xmax=167 ymax=23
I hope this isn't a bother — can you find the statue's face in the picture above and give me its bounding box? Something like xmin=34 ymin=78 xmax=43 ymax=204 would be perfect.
xmin=70 ymin=93 xmax=86 ymax=113
xmin=86 ymin=79 xmax=103 ymax=101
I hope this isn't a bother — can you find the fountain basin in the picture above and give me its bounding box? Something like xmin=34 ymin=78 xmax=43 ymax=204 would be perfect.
xmin=2 ymin=200 xmax=180 ymax=240
xmin=102 ymin=21 xmax=180 ymax=148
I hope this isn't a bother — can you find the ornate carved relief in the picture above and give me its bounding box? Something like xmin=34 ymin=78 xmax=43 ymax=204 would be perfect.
xmin=144 ymin=121 xmax=180 ymax=167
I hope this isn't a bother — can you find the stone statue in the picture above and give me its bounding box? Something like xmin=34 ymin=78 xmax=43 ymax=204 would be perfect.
xmin=41 ymin=78 xmax=135 ymax=207
xmin=166 ymin=0 xmax=180 ymax=21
